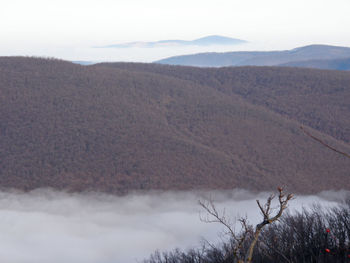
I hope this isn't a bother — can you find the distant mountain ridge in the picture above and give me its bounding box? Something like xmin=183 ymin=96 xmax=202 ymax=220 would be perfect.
xmin=280 ymin=57 xmax=350 ymax=71
xmin=155 ymin=44 xmax=350 ymax=68
xmin=99 ymin=35 xmax=247 ymax=48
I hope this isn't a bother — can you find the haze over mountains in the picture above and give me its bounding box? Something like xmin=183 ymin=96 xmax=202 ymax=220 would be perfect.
xmin=0 ymin=57 xmax=349 ymax=194
xmin=156 ymin=44 xmax=350 ymax=69
xmin=98 ymin=35 xmax=247 ymax=48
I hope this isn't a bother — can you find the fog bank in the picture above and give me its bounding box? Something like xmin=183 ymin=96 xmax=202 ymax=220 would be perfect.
xmin=0 ymin=189 xmax=348 ymax=263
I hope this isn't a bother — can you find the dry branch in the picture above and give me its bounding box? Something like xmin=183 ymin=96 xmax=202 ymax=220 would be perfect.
xmin=246 ymin=187 xmax=294 ymax=263
xmin=300 ymin=126 xmax=350 ymax=159
xmin=199 ymin=188 xmax=293 ymax=263
xmin=199 ymin=199 xmax=250 ymax=262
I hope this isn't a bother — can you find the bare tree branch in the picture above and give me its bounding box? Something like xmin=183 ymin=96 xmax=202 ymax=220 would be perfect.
xmin=300 ymin=126 xmax=350 ymax=159
xmin=246 ymin=187 xmax=294 ymax=263
xmin=199 ymin=188 xmax=293 ymax=263
xmin=199 ymin=199 xmax=251 ymax=262
xmin=199 ymin=199 xmax=237 ymax=239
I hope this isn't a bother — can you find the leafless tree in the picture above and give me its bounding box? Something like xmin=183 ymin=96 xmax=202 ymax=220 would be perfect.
xmin=245 ymin=187 xmax=294 ymax=262
xmin=199 ymin=187 xmax=293 ymax=263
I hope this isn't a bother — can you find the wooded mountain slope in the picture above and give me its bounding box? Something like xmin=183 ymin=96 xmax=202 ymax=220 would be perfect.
xmin=0 ymin=57 xmax=349 ymax=193
xmin=100 ymin=62 xmax=350 ymax=143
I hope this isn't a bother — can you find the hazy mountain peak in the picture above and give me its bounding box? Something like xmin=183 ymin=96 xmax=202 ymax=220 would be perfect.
xmin=191 ymin=35 xmax=247 ymax=45
xmin=98 ymin=35 xmax=247 ymax=48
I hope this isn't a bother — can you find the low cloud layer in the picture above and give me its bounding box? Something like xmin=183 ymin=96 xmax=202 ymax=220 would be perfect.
xmin=0 ymin=189 xmax=348 ymax=263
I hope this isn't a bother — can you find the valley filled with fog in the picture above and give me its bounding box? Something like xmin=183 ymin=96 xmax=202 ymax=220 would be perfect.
xmin=0 ymin=189 xmax=347 ymax=263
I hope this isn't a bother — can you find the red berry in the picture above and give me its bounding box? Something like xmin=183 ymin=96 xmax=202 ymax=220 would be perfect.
xmin=326 ymin=228 xmax=330 ymax=233
xmin=325 ymin=249 xmax=330 ymax=253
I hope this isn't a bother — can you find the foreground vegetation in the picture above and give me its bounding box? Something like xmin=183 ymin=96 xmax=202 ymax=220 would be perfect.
xmin=144 ymin=199 xmax=350 ymax=263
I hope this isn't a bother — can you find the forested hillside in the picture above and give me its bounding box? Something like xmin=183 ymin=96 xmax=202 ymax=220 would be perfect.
xmin=100 ymin=62 xmax=350 ymax=143
xmin=0 ymin=57 xmax=349 ymax=193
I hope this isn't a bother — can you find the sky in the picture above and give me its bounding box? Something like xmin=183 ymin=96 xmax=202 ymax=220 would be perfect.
xmin=0 ymin=189 xmax=347 ymax=263
xmin=1 ymin=0 xmax=350 ymax=61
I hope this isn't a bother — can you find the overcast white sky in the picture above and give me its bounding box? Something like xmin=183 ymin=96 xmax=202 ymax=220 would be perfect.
xmin=1 ymin=0 xmax=350 ymax=61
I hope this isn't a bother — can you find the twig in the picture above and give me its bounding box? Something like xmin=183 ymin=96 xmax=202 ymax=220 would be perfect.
xmin=300 ymin=126 xmax=350 ymax=159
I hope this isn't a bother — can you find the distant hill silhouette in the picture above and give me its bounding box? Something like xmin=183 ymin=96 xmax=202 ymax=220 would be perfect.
xmin=99 ymin=35 xmax=247 ymax=48
xmin=155 ymin=44 xmax=350 ymax=67
xmin=0 ymin=57 xmax=349 ymax=194
xmin=280 ymin=57 xmax=350 ymax=70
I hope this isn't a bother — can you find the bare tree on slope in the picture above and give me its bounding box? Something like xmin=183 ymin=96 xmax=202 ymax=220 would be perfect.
xmin=199 ymin=187 xmax=294 ymax=263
